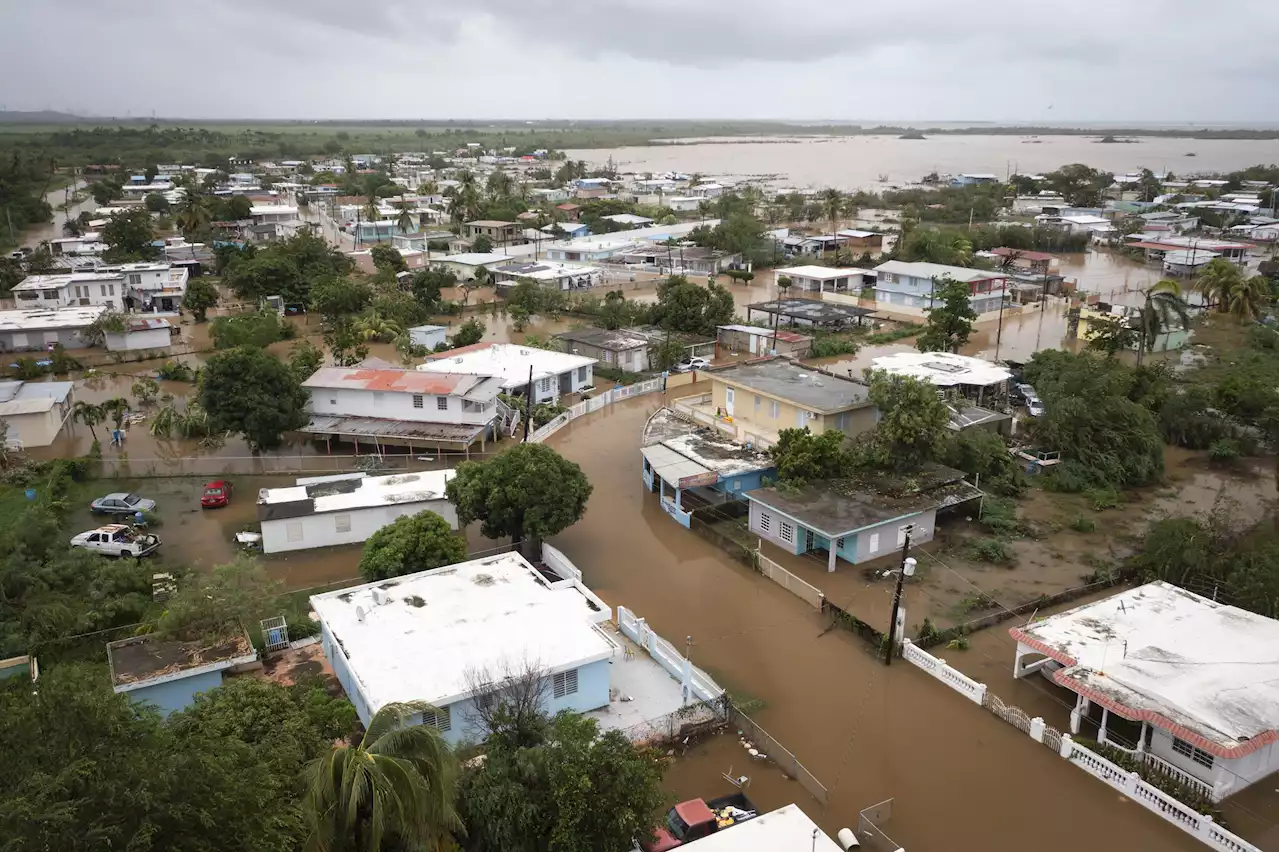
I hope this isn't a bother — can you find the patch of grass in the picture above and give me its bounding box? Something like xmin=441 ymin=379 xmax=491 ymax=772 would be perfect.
xmin=966 ymin=537 xmax=1015 ymax=565
xmin=957 ymin=592 xmax=1001 ymax=613
xmin=865 ymin=323 xmax=922 ymax=344
xmin=1207 ymin=438 xmax=1240 ymax=463
xmin=946 ymin=636 xmax=971 ymax=650
xmin=978 ymin=497 xmax=1022 ymax=538
xmin=1068 ymin=515 xmax=1097 ymax=533
xmin=1084 ymin=486 xmax=1120 ymax=511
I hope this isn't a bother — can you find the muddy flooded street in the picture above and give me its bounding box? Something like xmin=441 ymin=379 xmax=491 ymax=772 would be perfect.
xmin=541 ymin=391 xmax=1207 ymax=851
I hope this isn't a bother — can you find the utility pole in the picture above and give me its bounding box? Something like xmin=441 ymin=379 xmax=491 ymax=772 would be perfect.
xmin=521 ymin=365 xmax=534 ymax=441
xmin=884 ymin=526 xmax=915 ymax=667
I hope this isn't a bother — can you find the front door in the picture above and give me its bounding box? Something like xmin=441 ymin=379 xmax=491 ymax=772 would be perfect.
xmin=725 ymin=388 xmax=735 ymax=417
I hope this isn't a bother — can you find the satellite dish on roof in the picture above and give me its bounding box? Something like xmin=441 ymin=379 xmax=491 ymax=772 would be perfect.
xmin=355 ymin=606 xmax=366 ymax=622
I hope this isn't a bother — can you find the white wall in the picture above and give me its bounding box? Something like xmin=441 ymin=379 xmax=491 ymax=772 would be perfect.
xmin=105 ymin=327 xmax=171 ymax=352
xmin=0 ymin=408 xmax=64 ymax=448
xmin=261 ymin=499 xmax=459 ymax=554
xmin=308 ymin=386 xmax=494 ymax=425
xmin=1148 ymin=729 xmax=1278 ymax=798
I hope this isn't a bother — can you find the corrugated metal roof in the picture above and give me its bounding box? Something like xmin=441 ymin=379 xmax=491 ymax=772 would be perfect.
xmin=301 ymin=415 xmax=486 ymax=445
xmin=303 ymin=367 xmax=503 ymax=401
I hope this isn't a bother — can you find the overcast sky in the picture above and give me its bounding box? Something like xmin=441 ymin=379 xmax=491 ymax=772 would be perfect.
xmin=2 ymin=0 xmax=1277 ymax=124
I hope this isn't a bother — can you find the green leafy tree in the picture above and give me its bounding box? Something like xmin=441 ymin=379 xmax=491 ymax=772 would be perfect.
xmin=359 ymin=511 xmax=466 ymax=581
xmin=102 ymin=208 xmax=159 ymax=262
xmin=472 ymin=234 xmax=494 ymax=254
xmin=304 ymin=701 xmax=460 ymax=852
xmin=648 ymin=276 xmax=735 ymax=336
xmin=916 ymin=275 xmax=977 ymax=353
xmin=370 ymin=243 xmax=407 ymax=275
xmin=447 ymin=443 xmax=592 ymax=558
xmin=1226 ymin=275 xmax=1269 ymax=323
xmin=1135 ymin=279 xmax=1190 ymax=366
xmin=210 ymin=310 xmax=291 ymax=349
xmin=131 ymin=376 xmax=160 ymax=405
xmin=861 ymin=370 xmax=950 ymax=470
xmin=1193 ymin=257 xmax=1244 ymax=312
xmin=1085 ymin=314 xmax=1139 ymax=357
xmin=90 ymin=179 xmax=121 ymax=205
xmin=183 ymin=277 xmax=220 ymax=322
xmin=599 ymin=290 xmax=638 ymax=330
xmin=310 ymin=276 xmax=373 ymax=320
xmin=449 ymin=317 xmax=486 ymax=348
xmin=770 ymin=427 xmax=849 ymax=484
xmin=199 ymin=347 xmax=308 ymax=450
xmin=288 ymin=340 xmax=325 ymax=381
xmin=647 ymin=337 xmax=686 ymax=371
xmin=322 ymin=316 xmax=371 ymax=366
xmin=144 ymin=193 xmax=169 ymax=213
xmin=410 ymin=268 xmax=454 ymax=311
xmin=226 ymin=195 xmax=253 ymax=220
xmin=457 ymin=711 xmax=667 ymax=852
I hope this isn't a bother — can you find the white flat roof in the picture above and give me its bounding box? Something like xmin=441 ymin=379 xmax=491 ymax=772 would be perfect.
xmin=420 ymin=343 xmax=596 ymax=387
xmin=437 ymin=252 xmax=513 ymax=266
xmin=0 ymin=305 xmax=107 ymax=331
xmin=875 ymin=260 xmax=1001 ymax=283
xmin=259 ymin=469 xmax=455 ymax=513
xmin=310 ymin=552 xmax=615 ymax=713
xmin=13 ymin=271 xmax=122 ymax=291
xmin=1013 ymin=582 xmax=1278 ymax=755
xmin=870 ymin=351 xmax=1012 ymax=387
xmin=641 ymin=443 xmax=711 ymax=485
xmin=682 ymin=804 xmax=843 ymax=852
xmin=777 ymin=265 xmax=870 ymax=280
xmin=250 ymin=204 xmax=299 ymax=215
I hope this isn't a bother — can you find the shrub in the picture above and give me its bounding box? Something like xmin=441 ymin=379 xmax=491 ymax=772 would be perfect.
xmin=967 ymin=537 xmax=1014 ymax=565
xmin=978 ymin=498 xmax=1021 ymax=537
xmin=1068 ymin=515 xmax=1097 ymax=533
xmin=808 ymin=333 xmax=860 ymax=358
xmin=1085 ymin=487 xmax=1120 ymax=511
xmin=1208 ymin=438 xmax=1240 ymax=463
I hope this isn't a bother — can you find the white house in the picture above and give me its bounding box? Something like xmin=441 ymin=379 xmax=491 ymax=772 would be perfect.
xmin=419 ymin=342 xmax=595 ymax=404
xmin=249 ymin=204 xmax=302 ymax=240
xmin=257 ymin=470 xmax=457 ymax=555
xmin=679 ymin=804 xmax=848 ymax=852
xmin=869 ymin=350 xmax=1012 ymax=398
xmin=100 ymin=263 xmax=190 ymax=313
xmin=490 ymin=261 xmax=604 ymax=291
xmin=11 ymin=271 xmax=127 ymax=313
xmin=432 ymin=252 xmax=513 ymax=281
xmin=49 ymin=232 xmax=106 ymax=256
xmin=408 ymin=325 xmax=449 ymax=350
xmin=311 ymin=547 xmax=724 ymax=745
xmin=775 ymin=265 xmax=876 ymax=294
xmin=872 ymin=260 xmax=1009 ymax=318
xmin=0 ymin=380 xmax=74 ymax=448
xmin=300 ymin=366 xmax=506 ymax=453
xmin=104 ymin=317 xmax=172 ymax=352
xmin=1010 ymin=582 xmax=1279 ymax=802
xmin=0 ymin=305 xmax=107 ymax=352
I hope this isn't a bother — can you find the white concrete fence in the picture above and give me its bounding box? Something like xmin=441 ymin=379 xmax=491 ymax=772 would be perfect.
xmin=899 ymin=639 xmax=1261 ymax=852
xmin=617 ymin=605 xmax=723 ymax=705
xmin=528 ymin=378 xmax=664 ymax=444
xmin=755 ymin=548 xmax=825 ymax=610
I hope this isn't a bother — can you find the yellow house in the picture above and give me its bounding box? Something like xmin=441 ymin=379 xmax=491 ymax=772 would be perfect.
xmin=673 ymin=358 xmax=878 ymax=447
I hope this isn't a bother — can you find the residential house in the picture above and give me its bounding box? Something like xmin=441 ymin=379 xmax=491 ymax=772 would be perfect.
xmin=663 ymin=196 xmax=703 ymax=212
xmin=601 ymin=213 xmax=654 ymax=228
xmin=490 ymin=261 xmax=604 ymax=291
xmin=872 ymin=260 xmax=1009 ymax=318
xmin=951 ymin=173 xmax=1000 ymax=186
xmin=1162 ymin=248 xmax=1220 ymax=277
xmin=11 ymin=270 xmax=127 ymax=313
xmin=868 ymin=351 xmax=1012 ymax=403
xmin=0 ymin=380 xmax=74 ymax=448
xmin=1124 ymin=236 xmax=1253 ymax=266
xmin=1010 ymin=582 xmax=1278 ymax=802
xmin=640 ymin=407 xmax=775 ymax=529
xmin=256 ymin=470 xmax=457 ymax=554
xmin=624 ymin=325 xmax=716 ymax=361
xmin=541 ymin=221 xmax=590 ymax=239
xmin=311 ymin=548 xmax=723 ymax=741
xmin=49 ymin=232 xmax=105 ymax=257
xmin=530 ymin=187 xmax=569 ymax=203
xmin=572 ymin=178 xmax=613 ymax=199
xmin=555 ymin=327 xmax=652 ymax=372
xmin=775 ymin=265 xmax=876 ymax=294
xmin=745 ymin=463 xmax=982 ymax=571
xmin=106 ymin=630 xmax=258 ymax=716
xmin=407 ymin=325 xmax=448 ymax=350
xmin=419 ymin=342 xmax=595 ymax=404
xmin=555 ymin=202 xmax=582 ymax=221
xmin=300 ymin=366 xmax=507 ymax=454
xmin=432 ymin=252 xmax=513 ymax=281
xmin=104 ymin=317 xmax=172 ymax=352
xmin=1011 ymin=194 xmax=1068 ymax=215
xmin=673 ymin=358 xmax=878 ymax=448
xmin=248 ymin=204 xmax=302 ymax=241
xmin=716 ymin=324 xmax=812 ymax=358
xmin=464 ymin=220 xmax=524 ymax=246
xmin=989 ymin=247 xmax=1057 ymax=276
xmin=678 ymin=804 xmax=847 ymax=852
xmin=836 ymin=229 xmax=884 ymax=251
xmin=614 ymin=245 xmax=740 ymax=276
xmin=0 ymin=305 xmax=108 ymax=352
xmin=544 ymin=235 xmax=638 ymax=264
xmin=1071 ymin=300 xmax=1189 ymax=355
xmin=101 ymin=262 xmax=190 ymax=312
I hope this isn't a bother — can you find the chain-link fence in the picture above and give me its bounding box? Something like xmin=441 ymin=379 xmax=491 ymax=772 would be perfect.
xmin=728 ymin=703 xmax=829 ymax=806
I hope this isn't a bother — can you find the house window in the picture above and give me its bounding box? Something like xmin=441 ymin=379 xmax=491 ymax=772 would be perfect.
xmin=334 ymin=514 xmax=352 ymax=533
xmin=779 ymin=521 xmax=794 ymax=544
xmin=754 ymin=395 xmax=761 ymax=412
xmin=868 ymin=533 xmax=880 ymax=553
xmin=1172 ymin=737 xmax=1215 ymax=769
xmin=108 ymin=284 xmax=115 ymax=296
xmin=769 ymin=400 xmax=780 ymax=419
xmin=100 ymin=284 xmax=108 ymax=296
xmin=796 ymin=409 xmax=809 ymax=428
xmin=128 ymin=273 xmax=141 ymax=286
xmin=836 ymin=537 xmax=846 ymax=550
xmin=437 ymin=397 xmax=449 ymax=411
xmin=422 ymin=705 xmax=451 ymax=732
xmin=731 ymin=479 xmax=740 ymax=491
xmin=552 ymin=668 xmax=579 ymax=699
xmin=540 ymin=377 xmax=552 ymax=393
xmin=286 ymin=522 xmax=303 ymax=543
xmin=329 ymin=398 xmax=337 ymax=406
xmin=759 ymin=512 xmax=771 ymax=533
xmin=835 ymin=411 xmax=850 ymax=431
xmin=413 ymin=394 xmax=424 ymax=408
xmin=577 ymin=366 xmax=588 ymax=382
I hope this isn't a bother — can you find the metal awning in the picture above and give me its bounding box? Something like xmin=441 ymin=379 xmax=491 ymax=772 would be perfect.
xmin=641 ymin=443 xmax=712 ymax=487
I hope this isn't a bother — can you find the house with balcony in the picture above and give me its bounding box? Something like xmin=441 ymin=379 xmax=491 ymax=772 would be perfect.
xmin=100 ymin=262 xmax=190 ymax=313
xmin=745 ymin=463 xmax=982 ymax=572
xmin=11 ymin=271 xmax=128 ymax=313
xmin=311 ymin=547 xmax=723 ymax=743
xmin=672 ymin=358 xmax=878 ymax=449
xmin=872 ymin=260 xmax=1009 ymax=319
xmin=300 ymin=366 xmax=509 ymax=455
xmin=464 ymin=220 xmax=524 ymax=246
xmin=419 ymin=342 xmax=595 ymax=404
xmin=1010 ymin=582 xmax=1278 ymax=803
xmin=775 ymin=265 xmax=876 ymax=294
xmin=249 ymin=204 xmax=302 ymax=240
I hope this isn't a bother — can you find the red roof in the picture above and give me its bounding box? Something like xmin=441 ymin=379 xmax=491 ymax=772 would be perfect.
xmin=303 ymin=367 xmax=487 ymax=395
xmin=992 ymin=247 xmax=1054 ymax=262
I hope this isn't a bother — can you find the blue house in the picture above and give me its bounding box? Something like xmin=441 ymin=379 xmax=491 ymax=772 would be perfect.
xmin=640 ymin=407 xmax=775 ymax=529
xmin=951 ymin=173 xmax=1000 ymax=186
xmin=744 ymin=464 xmax=982 ymax=572
xmin=106 ymin=632 xmax=258 ymax=716
xmin=543 ymin=221 xmax=591 ymax=239
xmin=873 ymin=260 xmax=1009 ymax=317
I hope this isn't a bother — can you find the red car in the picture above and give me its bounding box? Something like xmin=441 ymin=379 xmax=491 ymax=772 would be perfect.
xmin=200 ymin=480 xmax=233 ymax=508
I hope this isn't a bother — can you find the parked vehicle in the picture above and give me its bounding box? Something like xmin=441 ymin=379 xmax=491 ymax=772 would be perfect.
xmin=673 ymin=356 xmax=711 ymax=373
xmin=641 ymin=792 xmax=757 ymax=851
xmin=70 ymin=525 xmax=161 ymax=558
xmin=90 ymin=492 xmax=156 ymax=515
xmin=1026 ymin=398 xmax=1046 ymax=417
xmin=201 ymin=480 xmax=233 ymax=508
xmin=1012 ymin=382 xmax=1038 ymax=404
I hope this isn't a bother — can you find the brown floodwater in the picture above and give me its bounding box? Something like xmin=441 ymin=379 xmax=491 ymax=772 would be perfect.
xmin=565 ymin=134 xmax=1278 ymax=191
xmin=541 ymin=391 xmax=1206 ymax=851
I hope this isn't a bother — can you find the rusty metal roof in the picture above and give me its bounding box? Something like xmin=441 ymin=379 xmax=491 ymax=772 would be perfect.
xmin=301 ymin=414 xmax=487 ymax=446
xmin=303 ymin=367 xmax=503 ymax=401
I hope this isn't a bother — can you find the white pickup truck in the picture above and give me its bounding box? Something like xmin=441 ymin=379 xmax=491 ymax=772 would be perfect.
xmin=70 ymin=525 xmax=161 ymax=558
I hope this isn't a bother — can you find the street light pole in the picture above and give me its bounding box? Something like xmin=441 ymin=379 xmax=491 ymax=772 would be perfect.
xmin=521 ymin=365 xmax=534 ymax=441
xmin=884 ymin=526 xmax=915 ymax=667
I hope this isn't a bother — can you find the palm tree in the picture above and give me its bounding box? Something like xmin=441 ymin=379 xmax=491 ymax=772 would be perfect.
xmin=176 ymin=198 xmax=211 ymax=240
xmin=72 ymin=400 xmax=104 ymax=442
xmin=353 ymin=310 xmax=402 ymax=343
xmin=1136 ymin=279 xmax=1191 ymax=366
xmin=950 ymin=236 xmax=974 ymax=267
xmin=303 ymin=701 xmax=459 ymax=852
xmin=1193 ymin=258 xmax=1244 ymax=312
xmin=101 ymin=397 xmax=130 ymax=435
xmin=818 ymin=188 xmax=844 ymax=257
xmin=395 ymin=208 xmax=414 ymax=236
xmin=1226 ymin=275 xmax=1268 ymax=323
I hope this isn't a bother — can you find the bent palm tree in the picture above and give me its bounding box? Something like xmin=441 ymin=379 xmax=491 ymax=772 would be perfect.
xmin=303 ymin=701 xmax=459 ymax=852
xmin=1226 ymin=275 xmax=1268 ymax=323
xmin=1193 ymin=258 xmax=1244 ymax=312
xmin=1136 ymin=279 xmax=1191 ymax=366
xmin=72 ymin=400 xmax=104 ymax=442
xmin=819 ymin=187 xmax=843 ymax=256
xmin=395 ymin=207 xmax=414 ymax=236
